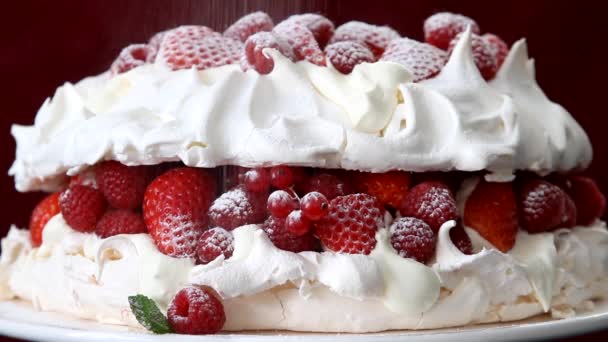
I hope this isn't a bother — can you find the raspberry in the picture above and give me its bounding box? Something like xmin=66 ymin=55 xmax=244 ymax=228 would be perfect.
xmin=483 ymin=33 xmax=509 ymax=70
xmin=110 ymin=44 xmax=156 ymax=75
xmin=59 ymin=185 xmax=107 ymax=232
xmin=315 ymin=193 xmax=384 ymax=255
xmin=353 ymin=171 xmax=411 ymax=209
xmin=285 ymin=210 xmax=311 ymax=236
xmin=243 ymin=168 xmax=271 ymax=193
xmin=450 ymin=223 xmax=473 ymax=255
xmin=267 ymin=190 xmax=299 ymax=218
xmin=330 ymin=21 xmax=400 ymax=58
xmin=517 ymin=178 xmax=567 ymax=233
xmin=208 ymin=186 xmax=267 ymax=230
xmin=95 ymin=210 xmax=146 ymax=238
xmin=562 ymin=194 xmax=578 ymax=228
xmin=196 ymin=227 xmax=234 ymax=265
xmin=464 ymin=180 xmax=518 ymax=252
xmin=380 ymin=38 xmax=448 ymax=82
xmin=398 ymin=181 xmax=457 ymax=232
xmin=95 ymin=161 xmax=149 ymax=210
xmin=303 ymin=173 xmax=353 ymax=200
xmin=448 ymin=32 xmax=497 ymax=80
xmin=270 ymin=165 xmax=295 ymax=189
xmin=300 ymin=192 xmax=329 ymax=220
xmin=29 ymin=192 xmax=61 ymax=247
xmin=156 ymin=26 xmax=242 ymax=71
xmin=389 ymin=217 xmax=436 ymax=263
xmin=261 ymin=216 xmax=316 ymax=252
xmin=284 ymin=14 xmax=335 ymax=49
xmin=325 ymin=41 xmax=374 ymax=74
xmin=69 ymin=168 xmax=98 ymax=188
xmin=423 ymin=12 xmax=480 ymax=50
xmin=143 ymin=168 xmax=216 ymax=258
xmin=565 ymin=176 xmax=606 ymax=226
xmin=273 ymin=20 xmax=325 ymax=66
xmin=223 ymin=11 xmax=274 ymax=42
xmin=167 ymin=287 xmax=225 ymax=335
xmin=148 ymin=31 xmax=166 ymax=52
xmin=243 ymin=31 xmax=296 ymax=74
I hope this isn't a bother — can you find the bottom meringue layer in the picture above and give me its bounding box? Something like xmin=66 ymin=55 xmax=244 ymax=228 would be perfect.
xmin=0 ymin=216 xmax=607 ymax=333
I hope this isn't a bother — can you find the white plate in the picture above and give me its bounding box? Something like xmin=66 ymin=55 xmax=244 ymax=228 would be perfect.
xmin=0 ymin=300 xmax=607 ymax=341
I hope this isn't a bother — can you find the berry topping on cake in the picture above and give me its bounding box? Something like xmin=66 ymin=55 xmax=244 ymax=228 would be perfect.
xmin=243 ymin=31 xmax=296 ymax=74
xmin=464 ymin=179 xmax=517 ymax=252
xmin=243 ymin=168 xmax=271 ymax=193
xmin=303 ymin=173 xmax=353 ymax=200
xmin=59 ymin=185 xmax=107 ymax=232
xmin=223 ymin=11 xmax=274 ymax=43
xmin=398 ymin=181 xmax=457 ymax=232
xmin=315 ymin=193 xmax=384 ymax=255
xmin=167 ymin=287 xmax=225 ymax=335
xmin=389 ymin=217 xmax=436 ymax=263
xmin=330 ymin=21 xmax=400 ymax=58
xmin=517 ymin=178 xmax=568 ymax=233
xmin=300 ymin=192 xmax=329 ymax=220
xmin=69 ymin=168 xmax=98 ymax=188
xmin=564 ymin=176 xmax=606 ymax=225
xmin=450 ymin=223 xmax=474 ymax=255
xmin=273 ymin=20 xmax=325 ymax=65
xmin=424 ymin=12 xmax=480 ymax=50
xmin=380 ymin=38 xmax=448 ymax=82
xmin=156 ymin=26 xmax=242 ymax=70
xmin=267 ymin=189 xmax=300 ymax=218
xmin=261 ymin=216 xmax=316 ymax=252
xmin=286 ymin=210 xmax=312 ymax=236
xmin=353 ymin=171 xmax=410 ymax=209
xmin=29 ymin=192 xmax=61 ymax=247
xmin=96 ymin=161 xmax=149 ymax=210
xmin=285 ymin=14 xmax=335 ymax=48
xmin=95 ymin=209 xmax=146 ymax=238
xmin=208 ymin=186 xmax=267 ymax=230
xmin=269 ymin=165 xmax=296 ymax=189
xmin=110 ymin=44 xmax=156 ymax=75
xmin=143 ymin=168 xmax=216 ymax=258
xmin=196 ymin=227 xmax=234 ymax=265
xmin=562 ymin=194 xmax=578 ymax=228
xmin=148 ymin=31 xmax=166 ymax=52
xmin=483 ymin=33 xmax=509 ymax=69
xmin=448 ymin=32 xmax=497 ymax=80
xmin=325 ymin=41 xmax=374 ymax=74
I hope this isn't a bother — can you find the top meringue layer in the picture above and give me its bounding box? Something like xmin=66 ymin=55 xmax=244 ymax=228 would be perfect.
xmin=9 ymin=30 xmax=592 ymax=192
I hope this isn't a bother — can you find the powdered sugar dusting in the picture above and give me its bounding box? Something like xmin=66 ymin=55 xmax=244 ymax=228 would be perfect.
xmin=208 ymin=186 xmax=267 ymax=230
xmin=223 ymin=11 xmax=274 ymax=43
xmin=325 ymin=41 xmax=375 ymax=74
xmin=389 ymin=217 xmax=436 ymax=263
xmin=329 ymin=21 xmax=400 ymax=58
xmin=381 ymin=38 xmax=447 ymax=82
xmin=197 ymin=227 xmax=234 ymax=264
xmin=273 ymin=20 xmax=326 ymax=66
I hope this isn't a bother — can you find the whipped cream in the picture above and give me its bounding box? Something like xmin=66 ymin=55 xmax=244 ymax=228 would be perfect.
xmin=9 ymin=31 xmax=591 ymax=192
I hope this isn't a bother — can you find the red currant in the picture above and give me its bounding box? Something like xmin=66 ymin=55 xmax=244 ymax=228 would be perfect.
xmin=300 ymin=192 xmax=329 ymax=220
xmin=267 ymin=190 xmax=299 ymax=218
xmin=243 ymin=168 xmax=271 ymax=192
xmin=270 ymin=165 xmax=294 ymax=189
xmin=285 ymin=210 xmax=311 ymax=236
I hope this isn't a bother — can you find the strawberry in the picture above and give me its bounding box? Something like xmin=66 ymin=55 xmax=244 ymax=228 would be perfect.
xmin=110 ymin=44 xmax=156 ymax=75
xmin=29 ymin=192 xmax=61 ymax=247
xmin=423 ymin=12 xmax=480 ymax=50
xmin=448 ymin=32 xmax=498 ymax=80
xmin=464 ymin=179 xmax=518 ymax=252
xmin=315 ymin=193 xmax=384 ymax=254
xmin=565 ymin=176 xmax=606 ymax=226
xmin=330 ymin=21 xmax=400 ymax=58
xmin=59 ymin=185 xmax=107 ymax=232
xmin=143 ymin=167 xmax=216 ymax=258
xmin=273 ymin=20 xmax=326 ymax=65
xmin=282 ymin=14 xmax=335 ymax=49
xmin=208 ymin=186 xmax=267 ymax=230
xmin=95 ymin=161 xmax=149 ymax=210
xmin=353 ymin=171 xmax=410 ymax=209
xmin=155 ymin=26 xmax=242 ymax=70
xmin=95 ymin=209 xmax=147 ymax=238
xmin=450 ymin=222 xmax=474 ymax=255
xmin=380 ymin=38 xmax=448 ymax=82
xmin=483 ymin=33 xmax=509 ymax=70
xmin=196 ymin=227 xmax=234 ymax=265
xmin=243 ymin=31 xmax=296 ymax=74
xmin=261 ymin=216 xmax=316 ymax=252
xmin=398 ymin=181 xmax=457 ymax=232
xmin=325 ymin=41 xmax=374 ymax=74
xmin=516 ymin=178 xmax=568 ymax=233
xmin=389 ymin=217 xmax=436 ymax=263
xmin=223 ymin=11 xmax=274 ymax=42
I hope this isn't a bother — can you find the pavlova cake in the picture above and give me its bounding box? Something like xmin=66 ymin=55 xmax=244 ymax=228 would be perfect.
xmin=1 ymin=11 xmax=606 ymax=335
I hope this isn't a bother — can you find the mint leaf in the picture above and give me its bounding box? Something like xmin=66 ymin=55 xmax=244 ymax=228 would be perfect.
xmin=128 ymin=294 xmax=173 ymax=334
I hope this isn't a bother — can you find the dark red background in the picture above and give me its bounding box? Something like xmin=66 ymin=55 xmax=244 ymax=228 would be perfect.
xmin=0 ymin=0 xmax=607 ymax=340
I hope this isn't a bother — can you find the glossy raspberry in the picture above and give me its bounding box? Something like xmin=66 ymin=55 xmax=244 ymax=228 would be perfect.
xmin=208 ymin=186 xmax=267 ymax=230
xmin=59 ymin=185 xmax=107 ymax=232
xmin=330 ymin=21 xmax=400 ymax=58
xmin=273 ymin=20 xmax=325 ymax=65
xmin=423 ymin=12 xmax=480 ymax=50
xmin=196 ymin=227 xmax=234 ymax=265
xmin=167 ymin=287 xmax=225 ymax=335
xmin=300 ymin=192 xmax=329 ymax=220
xmin=325 ymin=41 xmax=374 ymax=74
xmin=95 ymin=161 xmax=149 ymax=210
xmin=285 ymin=210 xmax=311 ymax=236
xmin=448 ymin=32 xmax=497 ymax=80
xmin=261 ymin=216 xmax=316 ymax=252
xmin=243 ymin=31 xmax=296 ymax=74
xmin=110 ymin=44 xmax=156 ymax=75
xmin=315 ymin=193 xmax=384 ymax=254
xmin=267 ymin=190 xmax=299 ymax=218
xmin=224 ymin=11 xmax=274 ymax=42
xmin=517 ymin=178 xmax=567 ymax=233
xmin=29 ymin=192 xmax=61 ymax=247
xmin=95 ymin=209 xmax=146 ymax=238
xmin=566 ymin=176 xmax=606 ymax=225
xmin=243 ymin=168 xmax=271 ymax=193
xmin=284 ymin=14 xmax=335 ymax=48
xmin=450 ymin=223 xmax=474 ymax=255
xmin=303 ymin=173 xmax=353 ymax=200
xmin=353 ymin=171 xmax=411 ymax=209
xmin=483 ymin=33 xmax=509 ymax=69
xmin=380 ymin=38 xmax=448 ymax=82
xmin=270 ymin=165 xmax=295 ymax=189
xmin=389 ymin=217 xmax=436 ymax=263
xmin=398 ymin=181 xmax=457 ymax=233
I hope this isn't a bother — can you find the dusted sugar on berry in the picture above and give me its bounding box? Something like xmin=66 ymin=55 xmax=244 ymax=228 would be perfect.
xmin=448 ymin=32 xmax=498 ymax=80
xmin=273 ymin=19 xmax=326 ymax=65
xmin=243 ymin=168 xmax=271 ymax=193
xmin=450 ymin=223 xmax=474 ymax=255
xmin=483 ymin=33 xmax=509 ymax=69
xmin=389 ymin=217 xmax=436 ymax=263
xmin=96 ymin=161 xmax=149 ymax=210
xmin=167 ymin=287 xmax=225 ymax=335
xmin=380 ymin=38 xmax=447 ymax=82
xmin=29 ymin=192 xmax=61 ymax=247
xmin=110 ymin=44 xmax=157 ymax=75
xmin=285 ymin=14 xmax=335 ymax=49
xmin=330 ymin=21 xmax=400 ymax=58
xmin=286 ymin=210 xmax=311 ymax=236
xmin=208 ymin=186 xmax=267 ymax=230
xmin=59 ymin=185 xmax=107 ymax=232
xmin=517 ymin=178 xmax=568 ymax=233
xmin=315 ymin=193 xmax=384 ymax=255
xmin=261 ymin=216 xmax=315 ymax=252
xmin=424 ymin=12 xmax=480 ymax=50
xmin=244 ymin=31 xmax=296 ymax=74
xmin=325 ymin=41 xmax=374 ymax=74
xmin=223 ymin=11 xmax=274 ymax=43
xmin=196 ymin=227 xmax=234 ymax=265
xmin=95 ymin=209 xmax=147 ymax=238
xmin=398 ymin=181 xmax=457 ymax=232
xmin=267 ymin=189 xmax=299 ymax=218
xmin=300 ymin=191 xmax=329 ymax=220
xmin=304 ymin=173 xmax=353 ymax=200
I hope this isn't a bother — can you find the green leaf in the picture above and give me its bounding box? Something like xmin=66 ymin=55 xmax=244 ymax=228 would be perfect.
xmin=128 ymin=294 xmax=173 ymax=334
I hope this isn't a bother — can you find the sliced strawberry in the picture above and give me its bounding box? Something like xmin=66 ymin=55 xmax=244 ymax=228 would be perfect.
xmin=565 ymin=176 xmax=606 ymax=226
xmin=464 ymin=179 xmax=517 ymax=252
xmin=448 ymin=32 xmax=498 ymax=80
xmin=273 ymin=20 xmax=326 ymax=65
xmin=398 ymin=181 xmax=457 ymax=232
xmin=423 ymin=12 xmax=480 ymax=50
xmin=283 ymin=14 xmax=335 ymax=49
xmin=29 ymin=192 xmax=61 ymax=247
xmin=483 ymin=33 xmax=509 ymax=70
xmin=380 ymin=38 xmax=447 ymax=82
xmin=517 ymin=178 xmax=568 ymax=233
xmin=243 ymin=31 xmax=296 ymax=74
xmin=330 ymin=21 xmax=400 ymax=58
xmin=110 ymin=44 xmax=156 ymax=75
xmin=224 ymin=11 xmax=274 ymax=42
xmin=325 ymin=41 xmax=374 ymax=74
xmin=353 ymin=171 xmax=410 ymax=209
